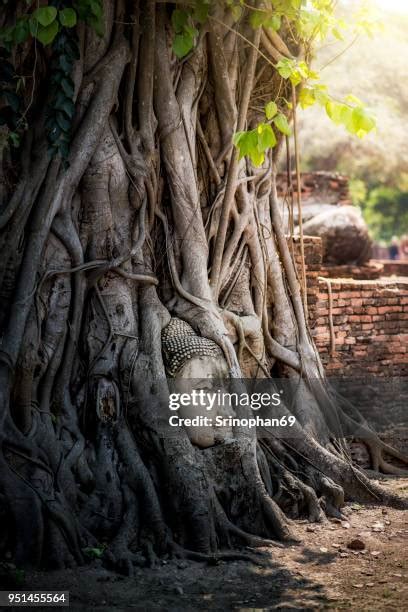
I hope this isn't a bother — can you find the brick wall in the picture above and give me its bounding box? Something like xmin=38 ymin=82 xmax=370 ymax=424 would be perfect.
xmin=375 ymin=260 xmax=408 ymax=278
xmin=312 ymin=278 xmax=408 ymax=377
xmin=293 ymin=236 xmax=408 ymax=377
xmin=277 ymin=171 xmax=351 ymax=205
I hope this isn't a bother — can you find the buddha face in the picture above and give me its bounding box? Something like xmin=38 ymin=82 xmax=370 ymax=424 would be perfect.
xmin=174 ymin=355 xmax=229 ymax=380
xmin=162 ymin=318 xmax=234 ymax=448
xmin=173 ymin=355 xmax=232 ymax=449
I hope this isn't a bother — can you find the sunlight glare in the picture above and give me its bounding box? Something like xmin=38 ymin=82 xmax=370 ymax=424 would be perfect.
xmin=376 ymin=0 xmax=408 ymax=13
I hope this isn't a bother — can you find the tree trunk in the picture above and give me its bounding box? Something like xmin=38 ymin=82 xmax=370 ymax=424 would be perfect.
xmin=0 ymin=1 xmax=406 ymax=573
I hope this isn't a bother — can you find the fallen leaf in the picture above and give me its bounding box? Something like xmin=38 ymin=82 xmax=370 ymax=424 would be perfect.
xmin=352 ymin=584 xmax=364 ymax=588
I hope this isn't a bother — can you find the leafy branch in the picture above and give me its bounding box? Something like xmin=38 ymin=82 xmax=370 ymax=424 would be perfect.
xmin=0 ymin=0 xmax=103 ymax=158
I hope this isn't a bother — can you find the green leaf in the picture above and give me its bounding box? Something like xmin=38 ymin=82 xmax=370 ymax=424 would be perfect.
xmin=348 ymin=107 xmax=376 ymax=137
xmin=61 ymin=77 xmax=74 ymax=98
xmin=298 ymin=87 xmax=316 ymax=109
xmin=36 ymin=21 xmax=59 ymax=45
xmin=233 ymin=129 xmax=258 ymax=159
xmin=345 ymin=93 xmax=364 ymax=107
xmin=234 ymin=125 xmax=276 ymax=167
xmin=265 ymin=101 xmax=278 ymax=119
xmin=172 ymin=9 xmax=189 ymax=33
xmin=89 ymin=14 xmax=104 ymax=37
xmin=250 ymin=149 xmax=265 ymax=167
xmin=56 ymin=111 xmax=71 ymax=132
xmin=340 ymin=105 xmax=353 ymax=126
xmin=274 ymin=113 xmax=292 ymax=136
xmin=325 ymin=100 xmax=346 ymax=125
xmin=249 ymin=10 xmax=268 ymax=29
xmin=257 ymin=123 xmax=277 ymax=151
xmin=297 ymin=61 xmax=309 ymax=79
xmin=90 ymin=0 xmax=102 ymax=18
xmin=230 ymin=4 xmax=242 ymax=21
xmin=59 ymin=54 xmax=73 ymax=73
xmin=332 ymin=27 xmax=344 ymax=40
xmin=193 ymin=1 xmax=209 ymax=24
xmin=83 ymin=547 xmax=104 ymax=559
xmin=64 ymin=38 xmax=80 ymax=60
xmin=58 ymin=53 xmax=72 ymax=74
xmin=58 ymin=139 xmax=70 ymax=159
xmin=172 ymin=31 xmax=194 ymax=58
xmin=9 ymin=131 xmax=20 ymax=147
xmin=185 ymin=24 xmax=199 ymax=38
xmin=29 ymin=16 xmax=39 ymax=37
xmin=61 ymin=98 xmax=75 ymax=118
xmin=13 ymin=19 xmax=30 ymax=44
xmin=289 ymin=71 xmax=302 ymax=86
xmin=33 ymin=6 xmax=57 ymax=27
xmin=276 ymin=59 xmax=293 ymax=80
xmin=265 ymin=14 xmax=281 ymax=31
xmin=59 ymin=8 xmax=77 ymax=28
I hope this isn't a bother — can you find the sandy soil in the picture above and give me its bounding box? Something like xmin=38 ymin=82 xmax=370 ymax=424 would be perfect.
xmin=8 ymin=478 xmax=408 ymax=611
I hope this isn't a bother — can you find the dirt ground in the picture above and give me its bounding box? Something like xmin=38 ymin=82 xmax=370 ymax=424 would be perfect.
xmin=11 ymin=477 xmax=408 ymax=611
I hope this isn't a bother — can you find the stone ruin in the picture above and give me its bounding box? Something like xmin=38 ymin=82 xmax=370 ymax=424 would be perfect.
xmin=277 ymin=171 xmax=372 ymax=266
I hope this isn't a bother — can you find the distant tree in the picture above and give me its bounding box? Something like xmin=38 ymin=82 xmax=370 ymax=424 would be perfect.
xmin=362 ymin=187 xmax=408 ymax=242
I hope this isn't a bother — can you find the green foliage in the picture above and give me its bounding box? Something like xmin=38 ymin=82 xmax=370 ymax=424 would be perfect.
xmin=59 ymin=8 xmax=77 ymax=28
xmin=273 ymin=112 xmax=291 ymax=136
xmin=35 ymin=20 xmax=59 ymax=46
xmin=265 ymin=101 xmax=278 ymax=120
xmin=361 ymin=186 xmax=408 ymax=242
xmin=83 ymin=546 xmax=105 ymax=559
xmin=234 ymin=0 xmax=378 ymax=165
xmin=234 ymin=123 xmax=276 ymax=167
xmin=171 ymin=1 xmax=210 ymax=58
xmin=46 ymin=25 xmax=80 ymax=164
xmin=349 ymin=179 xmax=367 ymax=206
xmin=299 ymin=85 xmax=376 ymax=138
xmin=75 ymin=0 xmax=104 ymax=37
xmin=250 ymin=9 xmax=281 ymax=31
xmin=33 ymin=6 xmax=57 ymax=28
xmin=0 ymin=49 xmax=24 ymax=141
xmin=233 ymin=103 xmax=293 ymax=165
xmin=0 ymin=0 xmax=103 ymax=156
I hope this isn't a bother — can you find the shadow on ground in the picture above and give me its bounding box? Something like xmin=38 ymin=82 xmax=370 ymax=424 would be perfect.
xmin=14 ymin=551 xmax=329 ymax=611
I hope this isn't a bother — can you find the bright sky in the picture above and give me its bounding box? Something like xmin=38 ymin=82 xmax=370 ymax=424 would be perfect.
xmin=376 ymin=0 xmax=408 ymax=12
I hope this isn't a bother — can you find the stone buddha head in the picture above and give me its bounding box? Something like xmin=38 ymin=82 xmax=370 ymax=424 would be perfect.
xmin=162 ymin=318 xmax=232 ymax=448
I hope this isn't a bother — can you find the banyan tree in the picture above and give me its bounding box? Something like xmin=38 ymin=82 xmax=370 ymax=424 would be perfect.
xmin=0 ymin=0 xmax=406 ymax=572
